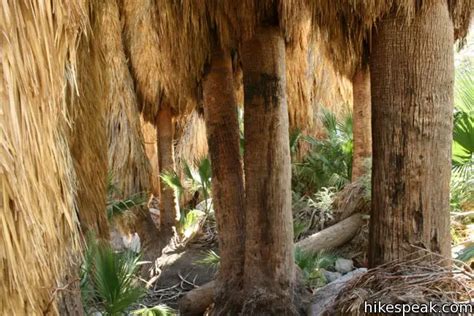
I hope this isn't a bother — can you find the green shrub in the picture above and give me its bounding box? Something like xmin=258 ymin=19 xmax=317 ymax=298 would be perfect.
xmin=292 ymin=109 xmax=353 ymax=196
xmin=81 ymin=236 xmax=145 ymax=315
xmin=294 ymin=248 xmax=338 ymax=288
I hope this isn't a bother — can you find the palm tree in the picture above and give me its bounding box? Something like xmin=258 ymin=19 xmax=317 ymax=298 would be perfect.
xmin=241 ymin=26 xmax=297 ymax=315
xmin=369 ymin=2 xmax=454 ymax=266
xmin=157 ymin=104 xmax=180 ymax=242
xmin=202 ymin=47 xmax=246 ymax=314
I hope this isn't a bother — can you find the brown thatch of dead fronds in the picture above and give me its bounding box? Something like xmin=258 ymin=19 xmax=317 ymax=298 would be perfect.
xmin=101 ymin=0 xmax=151 ymax=198
xmin=122 ymin=0 xmax=352 ymax=126
xmin=0 ymin=1 xmax=87 ymax=314
xmin=310 ymin=0 xmax=474 ymax=77
xmin=331 ymin=252 xmax=474 ymax=315
xmin=121 ymin=0 xmax=166 ymax=122
xmin=68 ymin=0 xmax=109 ymax=238
xmin=285 ymin=10 xmax=314 ymax=130
xmin=99 ymin=0 xmax=164 ymax=254
xmin=175 ymin=110 xmax=209 ymax=168
xmin=285 ymin=2 xmax=353 ymax=131
xmin=309 ymin=32 xmax=353 ymax=131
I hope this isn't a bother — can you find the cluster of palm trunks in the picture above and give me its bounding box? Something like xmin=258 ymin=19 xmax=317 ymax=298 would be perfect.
xmin=0 ymin=0 xmax=471 ymax=315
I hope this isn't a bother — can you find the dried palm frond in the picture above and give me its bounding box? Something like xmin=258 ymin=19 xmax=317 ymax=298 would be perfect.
xmin=101 ymin=0 xmax=152 ymax=198
xmin=332 ymin=251 xmax=474 ymax=315
xmin=68 ymin=0 xmax=109 ymax=238
xmin=0 ymin=0 xmax=89 ymax=314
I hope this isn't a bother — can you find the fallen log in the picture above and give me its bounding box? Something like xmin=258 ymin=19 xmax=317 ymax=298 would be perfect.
xmin=178 ymin=214 xmax=364 ymax=315
xmin=178 ymin=280 xmax=215 ymax=316
xmin=295 ymin=213 xmax=364 ymax=254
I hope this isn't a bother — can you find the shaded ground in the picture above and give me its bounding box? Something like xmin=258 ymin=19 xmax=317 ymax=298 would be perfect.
xmin=141 ymin=243 xmax=218 ymax=309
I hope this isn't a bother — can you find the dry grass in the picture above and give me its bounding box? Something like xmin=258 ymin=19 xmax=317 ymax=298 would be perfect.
xmin=0 ymin=0 xmax=88 ymax=313
xmin=332 ymin=251 xmax=474 ymax=315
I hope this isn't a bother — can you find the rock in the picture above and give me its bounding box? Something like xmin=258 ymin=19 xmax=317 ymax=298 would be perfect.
xmin=195 ymin=198 xmax=213 ymax=213
xmin=320 ymin=269 xmax=342 ymax=283
xmin=335 ymin=258 xmax=353 ymax=274
xmin=122 ymin=232 xmax=141 ymax=253
xmin=307 ymin=268 xmax=367 ymax=316
xmin=109 ymin=227 xmax=126 ymax=251
xmin=344 ymin=267 xmax=367 ymax=279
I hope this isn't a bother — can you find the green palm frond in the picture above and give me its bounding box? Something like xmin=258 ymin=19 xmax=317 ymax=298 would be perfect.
xmin=455 ymin=64 xmax=474 ymax=114
xmin=195 ymin=250 xmax=220 ymax=268
xmin=81 ymin=236 xmax=145 ymax=315
xmin=456 ymin=244 xmax=474 ymax=263
xmin=290 ymin=129 xmax=303 ymax=158
xmin=197 ymin=158 xmax=212 ymax=197
xmin=293 ymin=111 xmax=353 ymax=194
xmin=294 ymin=248 xmax=338 ymax=285
xmin=160 ymin=170 xmax=185 ymax=198
xmin=106 ymin=193 xmax=148 ymax=220
xmin=132 ymin=305 xmax=176 ymax=316
xmin=180 ymin=209 xmax=205 ymax=238
xmin=452 ymin=63 xmax=474 ymax=180
xmin=321 ymin=109 xmax=338 ymax=136
xmin=107 ymin=171 xmax=121 ymax=197
xmin=293 ymin=219 xmax=307 ymax=241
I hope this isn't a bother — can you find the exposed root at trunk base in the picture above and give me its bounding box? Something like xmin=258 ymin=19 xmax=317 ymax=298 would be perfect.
xmin=178 ymin=281 xmax=308 ymax=316
xmin=179 ymin=281 xmax=215 ymax=316
xmin=240 ymin=288 xmax=299 ymax=316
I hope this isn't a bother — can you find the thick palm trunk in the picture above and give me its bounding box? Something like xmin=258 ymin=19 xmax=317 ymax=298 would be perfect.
xmin=202 ymin=47 xmax=246 ymax=314
xmin=241 ymin=26 xmax=297 ymax=315
xmin=157 ymin=104 xmax=179 ymax=242
xmin=369 ymin=1 xmax=453 ymax=267
xmin=351 ymin=66 xmax=371 ymax=180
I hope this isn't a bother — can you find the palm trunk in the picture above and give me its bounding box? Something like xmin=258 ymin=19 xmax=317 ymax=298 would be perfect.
xmin=202 ymin=47 xmax=245 ymax=314
xmin=351 ymin=66 xmax=371 ymax=180
xmin=241 ymin=26 xmax=297 ymax=315
xmin=369 ymin=1 xmax=453 ymax=267
xmin=157 ymin=104 xmax=179 ymax=242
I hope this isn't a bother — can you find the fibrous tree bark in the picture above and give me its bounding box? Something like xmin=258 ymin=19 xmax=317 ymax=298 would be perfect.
xmin=241 ymin=26 xmax=297 ymax=315
xmin=157 ymin=104 xmax=179 ymax=243
xmin=202 ymin=47 xmax=246 ymax=314
xmin=369 ymin=1 xmax=454 ymax=267
xmin=351 ymin=65 xmax=372 ymax=180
